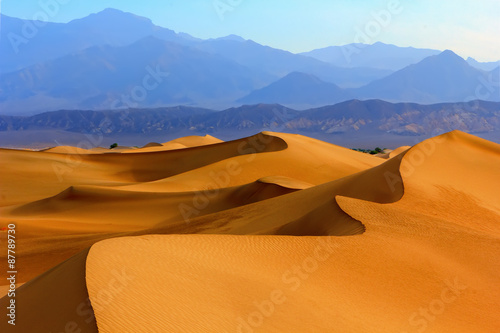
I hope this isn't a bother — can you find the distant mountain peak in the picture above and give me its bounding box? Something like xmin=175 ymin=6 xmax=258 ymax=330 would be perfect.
xmin=275 ymin=72 xmax=336 ymax=87
xmin=216 ymin=34 xmax=246 ymax=42
xmin=81 ymin=8 xmax=152 ymax=24
xmin=94 ymin=8 xmax=138 ymax=17
xmin=372 ymin=41 xmax=392 ymax=47
xmin=99 ymin=8 xmax=127 ymax=14
xmin=437 ymin=50 xmax=468 ymax=62
xmin=284 ymin=71 xmax=321 ymax=80
xmin=422 ymin=49 xmax=467 ymax=66
xmin=440 ymin=49 xmax=459 ymax=56
xmin=237 ymin=71 xmax=349 ymax=106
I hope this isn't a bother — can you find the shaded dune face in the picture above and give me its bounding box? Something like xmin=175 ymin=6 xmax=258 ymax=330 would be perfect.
xmin=275 ymin=154 xmax=405 ymax=236
xmin=337 ymin=130 xmax=500 ymax=231
xmin=0 ymin=249 xmax=98 ymax=333
xmin=0 ymin=132 xmax=287 ymax=206
xmin=151 ymin=153 xmax=404 ymax=237
xmin=7 ymin=180 xmax=303 ymax=229
xmin=1 ymin=130 xmax=499 ymax=332
xmin=74 ymin=132 xmax=289 ymax=183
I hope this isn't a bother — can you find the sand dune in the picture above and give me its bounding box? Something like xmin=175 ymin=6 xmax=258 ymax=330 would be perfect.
xmin=388 ymin=145 xmax=412 ymax=158
xmin=0 ymin=132 xmax=380 ymax=282
xmin=121 ymin=135 xmax=224 ymax=153
xmin=0 ymin=130 xmax=499 ymax=332
xmin=7 ymin=179 xmax=303 ymax=228
xmin=0 ymin=133 xmax=283 ymax=206
xmin=142 ymin=142 xmax=163 ymax=148
xmin=163 ymin=134 xmax=224 ymax=147
xmin=115 ymin=132 xmax=383 ymax=193
xmin=376 ymin=145 xmax=411 ymax=159
xmin=120 ymin=135 xmax=223 ymax=153
xmin=42 ymin=145 xmax=101 ymax=154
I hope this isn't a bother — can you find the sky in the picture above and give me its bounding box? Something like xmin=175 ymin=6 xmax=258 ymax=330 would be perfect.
xmin=1 ymin=0 xmax=499 ymax=61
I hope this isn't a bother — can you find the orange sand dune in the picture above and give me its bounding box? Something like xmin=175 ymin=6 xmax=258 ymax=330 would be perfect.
xmin=389 ymin=145 xmax=412 ymax=158
xmin=0 ymin=133 xmax=286 ymax=206
xmin=116 ymin=132 xmax=383 ymax=193
xmin=376 ymin=145 xmax=411 ymax=159
xmin=137 ymin=149 xmax=402 ymax=236
xmin=0 ymin=130 xmax=499 ymax=332
xmin=163 ymin=134 xmax=224 ymax=147
xmin=121 ymin=134 xmax=223 ymax=153
xmin=122 ymin=135 xmax=224 ymax=153
xmin=121 ymin=143 xmax=186 ymax=153
xmin=142 ymin=142 xmax=163 ymax=148
xmin=5 ymin=178 xmax=304 ymax=228
xmin=89 ymin=146 xmax=117 ymax=152
xmin=84 ymin=231 xmax=499 ymax=333
xmin=42 ymin=145 xmax=101 ymax=154
xmin=83 ymin=131 xmax=499 ymax=332
xmin=338 ymin=131 xmax=500 ymax=234
xmin=0 ymin=132 xmax=380 ymax=282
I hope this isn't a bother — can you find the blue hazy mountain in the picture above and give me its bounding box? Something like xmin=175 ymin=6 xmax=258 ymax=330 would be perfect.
xmin=0 ymin=37 xmax=273 ymax=114
xmin=0 ymin=8 xmax=199 ymax=73
xmin=355 ymin=50 xmax=500 ymax=103
xmin=0 ymin=8 xmax=390 ymax=87
xmin=238 ymin=50 xmax=499 ymax=107
xmin=466 ymin=57 xmax=500 ymax=71
xmin=1 ymin=9 xmax=499 ymax=114
xmin=237 ymin=72 xmax=352 ymax=108
xmin=300 ymin=42 xmax=441 ymax=71
xmin=194 ymin=39 xmax=392 ymax=88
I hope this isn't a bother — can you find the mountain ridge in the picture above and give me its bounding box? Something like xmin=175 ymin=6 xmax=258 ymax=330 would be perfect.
xmin=1 ymin=100 xmax=499 ymax=148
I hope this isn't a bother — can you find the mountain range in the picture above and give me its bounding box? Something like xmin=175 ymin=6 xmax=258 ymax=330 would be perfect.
xmin=239 ymin=51 xmax=499 ymax=107
xmin=0 ymin=8 xmax=499 ymax=115
xmin=2 ymin=100 xmax=499 ymax=148
xmin=300 ymin=42 xmax=441 ymax=71
xmin=302 ymin=42 xmax=500 ymax=72
xmin=355 ymin=50 xmax=500 ymax=103
xmin=237 ymin=72 xmax=352 ymax=107
xmin=0 ymin=8 xmax=200 ymax=73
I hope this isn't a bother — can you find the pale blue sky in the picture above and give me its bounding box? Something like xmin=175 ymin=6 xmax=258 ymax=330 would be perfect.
xmin=1 ymin=0 xmax=499 ymax=61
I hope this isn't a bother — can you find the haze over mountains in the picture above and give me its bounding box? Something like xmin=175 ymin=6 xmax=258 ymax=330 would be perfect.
xmin=1 ymin=8 xmax=499 ymax=115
